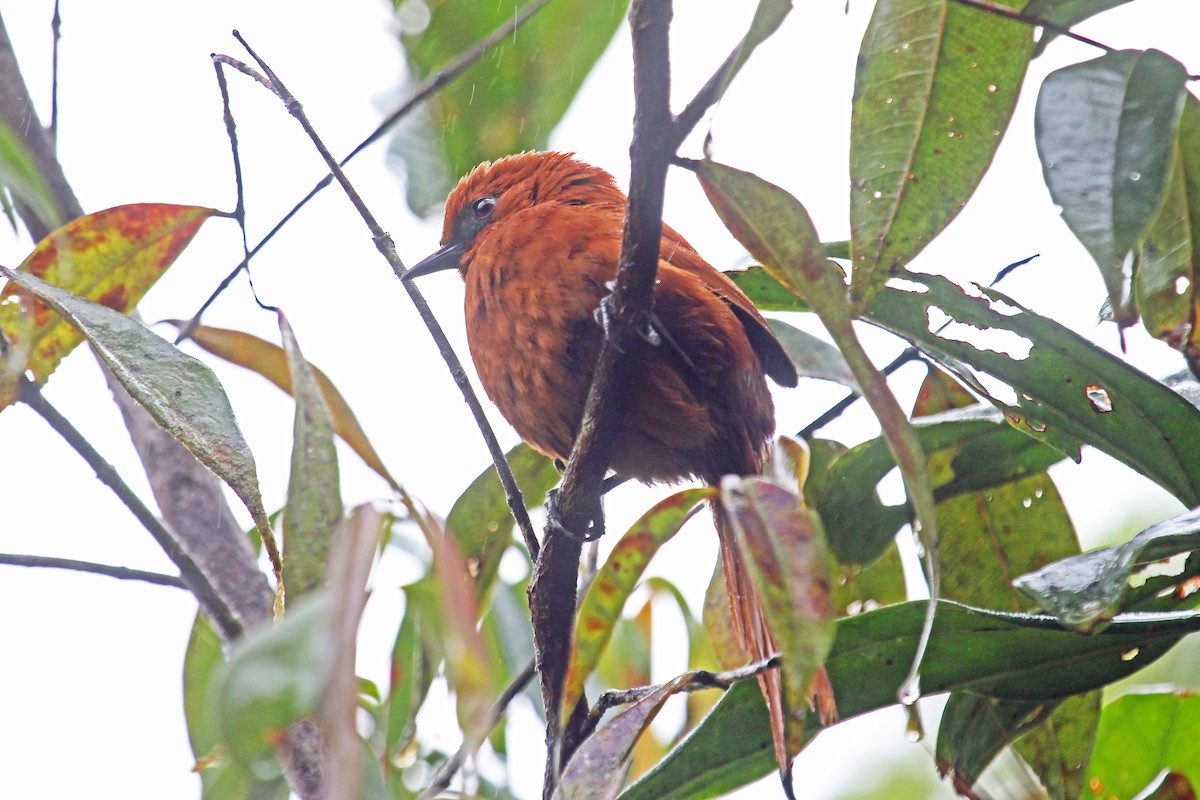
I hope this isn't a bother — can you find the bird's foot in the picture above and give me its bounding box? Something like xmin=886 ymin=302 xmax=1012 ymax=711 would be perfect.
xmin=545 ymin=487 xmax=605 ymax=542
xmin=592 ymin=282 xmax=702 ymax=377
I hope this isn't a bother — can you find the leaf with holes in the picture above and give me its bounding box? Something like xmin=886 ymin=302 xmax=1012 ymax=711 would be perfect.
xmin=0 ymin=204 xmax=218 ymax=390
xmin=1086 ymin=693 xmax=1200 ymax=798
xmin=865 ymin=272 xmax=1200 ymax=508
xmin=1036 ymin=49 xmax=1188 ymax=324
xmin=849 ymin=0 xmax=1031 ymax=307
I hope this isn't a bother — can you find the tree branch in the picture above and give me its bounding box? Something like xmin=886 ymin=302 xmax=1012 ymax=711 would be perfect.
xmin=0 ymin=553 xmax=186 ymax=589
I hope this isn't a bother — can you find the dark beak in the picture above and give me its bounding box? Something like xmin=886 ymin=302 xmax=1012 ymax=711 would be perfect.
xmin=403 ymin=243 xmax=464 ymax=281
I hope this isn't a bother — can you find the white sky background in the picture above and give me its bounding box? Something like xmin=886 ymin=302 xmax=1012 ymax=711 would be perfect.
xmin=0 ymin=1 xmax=1197 ymax=798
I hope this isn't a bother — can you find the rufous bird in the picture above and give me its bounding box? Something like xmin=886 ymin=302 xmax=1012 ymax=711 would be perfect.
xmin=405 ymin=151 xmax=831 ymax=777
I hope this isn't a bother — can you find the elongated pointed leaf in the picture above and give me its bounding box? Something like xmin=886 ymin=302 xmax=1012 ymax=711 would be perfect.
xmin=849 ymin=0 xmax=1031 ymax=307
xmin=179 ymin=323 xmax=402 ymax=493
xmin=393 ymin=0 xmax=627 ymax=215
xmin=564 ymin=487 xmax=713 ymax=713
xmin=0 ymin=204 xmax=218 ymax=388
xmin=447 ymin=443 xmax=559 ymax=600
xmin=865 ymin=272 xmax=1200 ymax=508
xmin=0 ymin=117 xmax=61 ymax=234
xmin=621 ymin=601 xmax=1200 ymax=800
xmin=1024 ymin=0 xmax=1134 ymax=55
xmin=281 ymin=313 xmax=343 ymax=597
xmin=1036 ymin=49 xmax=1188 ymax=323
xmin=0 ymin=266 xmax=282 ymax=601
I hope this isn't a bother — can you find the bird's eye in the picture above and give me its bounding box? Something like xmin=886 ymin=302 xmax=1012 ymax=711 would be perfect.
xmin=471 ymin=196 xmax=496 ymax=220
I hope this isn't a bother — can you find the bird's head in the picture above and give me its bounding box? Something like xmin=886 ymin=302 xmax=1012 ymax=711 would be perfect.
xmin=404 ymin=151 xmax=624 ymax=280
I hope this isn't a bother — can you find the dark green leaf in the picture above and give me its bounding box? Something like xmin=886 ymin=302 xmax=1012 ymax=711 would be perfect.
xmin=849 ymin=0 xmax=1032 ymax=306
xmin=865 ymin=272 xmax=1200 ymax=508
xmin=936 ymin=694 xmax=1063 ymax=790
xmin=1025 ymin=1 xmax=1135 ymax=56
xmin=1036 ymin=49 xmax=1188 ymax=322
xmin=1014 ymin=694 xmax=1101 ymax=800
xmin=621 ymin=601 xmax=1200 ymax=800
xmin=446 ymin=443 xmax=559 ymax=600
xmin=1086 ymin=693 xmax=1200 ymax=798
xmin=392 ymin=0 xmax=628 ymax=215
xmin=1016 ymin=507 xmax=1200 ymax=631
xmin=280 ymin=313 xmax=343 ymax=597
xmin=814 ymin=404 xmax=1065 ymax=566
xmin=725 ymin=267 xmax=811 ymax=312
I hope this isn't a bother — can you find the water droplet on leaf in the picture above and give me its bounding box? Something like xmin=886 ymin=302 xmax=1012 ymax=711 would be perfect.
xmin=1086 ymin=385 xmax=1113 ymax=413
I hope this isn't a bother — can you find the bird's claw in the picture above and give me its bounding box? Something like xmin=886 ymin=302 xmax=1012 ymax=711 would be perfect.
xmin=545 ymin=488 xmax=605 ymax=542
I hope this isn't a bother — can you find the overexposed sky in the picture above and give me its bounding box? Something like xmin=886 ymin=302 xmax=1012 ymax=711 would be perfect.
xmin=0 ymin=2 xmax=1197 ymax=798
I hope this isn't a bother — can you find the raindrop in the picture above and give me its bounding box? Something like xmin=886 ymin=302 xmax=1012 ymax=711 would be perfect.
xmin=987 ymin=84 xmax=998 ymax=93
xmin=1176 ymin=276 xmax=1191 ymax=295
xmin=992 ymin=130 xmax=1001 ymax=137
xmin=862 ymin=599 xmax=879 ymax=612
xmin=1130 ymin=171 xmax=1142 ymax=182
xmin=1027 ymin=419 xmax=1047 ymax=433
xmin=846 ymin=600 xmax=863 ymax=615
xmin=1045 ymin=161 xmax=1056 ymax=170
xmin=1086 ymin=385 xmax=1114 ymax=413
xmin=885 ymin=97 xmax=894 ymax=104
xmin=396 ymin=0 xmax=432 ymax=34
xmin=1022 ymin=497 xmax=1033 ymax=508
xmin=1035 ymin=489 xmax=1044 ymax=499
xmin=1120 ymin=647 xmax=1140 ymax=661
xmin=947 ymin=131 xmax=957 ymax=139
xmin=899 ymin=677 xmax=920 ymax=706
xmin=873 ymin=190 xmax=883 ymax=199
xmin=902 ymin=42 xmax=910 ymax=50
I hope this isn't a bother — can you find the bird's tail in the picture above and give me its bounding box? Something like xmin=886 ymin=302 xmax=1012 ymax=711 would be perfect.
xmin=713 ymin=500 xmax=837 ymax=784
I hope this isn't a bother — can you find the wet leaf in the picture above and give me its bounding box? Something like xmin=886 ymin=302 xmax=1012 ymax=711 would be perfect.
xmin=849 ymin=0 xmax=1031 ymax=307
xmin=0 ymin=204 xmax=217 ymax=388
xmin=721 ymin=477 xmax=834 ymax=744
xmin=178 ymin=323 xmax=401 ymax=493
xmin=621 ymin=601 xmax=1200 ymax=800
xmin=865 ymin=271 xmax=1200 ymax=508
xmin=725 ymin=266 xmax=811 ymax=312
xmin=644 ymin=576 xmax=722 ymax=729
xmin=280 ymin=313 xmax=343 ymax=598
xmin=936 ymin=694 xmax=1064 ymax=793
xmin=764 ymin=318 xmax=857 ymax=390
xmin=0 ymin=267 xmax=282 ymax=603
xmin=1014 ymin=693 xmax=1101 ymax=800
xmin=393 ymin=0 xmax=627 ymax=215
xmin=1016 ymin=507 xmax=1200 ymax=631
xmin=446 ymin=443 xmax=559 ymax=599
xmin=564 ymin=487 xmax=713 ymax=713
xmin=814 ymin=404 xmax=1064 ymax=567
xmin=1086 ymin=693 xmax=1200 ymax=799
xmin=1036 ymin=49 xmax=1188 ymax=323
xmin=385 ymin=588 xmax=433 ymax=765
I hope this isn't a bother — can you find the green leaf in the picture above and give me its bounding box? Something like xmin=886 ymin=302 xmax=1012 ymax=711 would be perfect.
xmin=280 ymin=313 xmax=343 ymax=597
xmin=0 ymin=266 xmax=282 ymax=602
xmin=849 ymin=0 xmax=1032 ymax=307
xmin=1016 ymin=507 xmax=1200 ymax=631
xmin=446 ymin=443 xmax=559 ymax=600
xmin=814 ymin=404 xmax=1064 ymax=567
xmin=564 ymin=487 xmax=713 ymax=713
xmin=717 ymin=0 xmax=793 ymax=101
xmin=1086 ymin=693 xmax=1200 ymax=799
xmin=764 ymin=318 xmax=857 ymax=389
xmin=392 ymin=0 xmax=628 ymax=215
xmin=0 ymin=118 xmax=61 ymax=234
xmin=385 ymin=587 xmax=435 ymax=768
xmin=936 ymin=694 xmax=1063 ymax=791
xmin=725 ymin=267 xmax=811 ymax=312
xmin=214 ymin=598 xmax=331 ymax=780
xmin=1035 ymin=49 xmax=1189 ymax=322
xmin=621 ymin=601 xmax=1200 ymax=800
xmin=865 ymin=271 xmax=1200 ymax=508
xmin=1014 ymin=693 xmax=1101 ymax=800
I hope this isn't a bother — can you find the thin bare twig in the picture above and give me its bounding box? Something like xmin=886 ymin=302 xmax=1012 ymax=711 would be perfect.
xmin=17 ymin=377 xmax=242 ymax=638
xmin=48 ymin=0 xmax=61 ymax=146
xmin=0 ymin=553 xmax=186 ymax=588
xmin=174 ymin=0 xmax=555 ymax=345
xmin=416 ymin=657 xmax=538 ymax=800
xmin=948 ymin=0 xmax=1114 ymax=53
xmin=579 ymin=656 xmax=780 ymax=743
xmin=219 ymin=32 xmax=542 ymax=563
